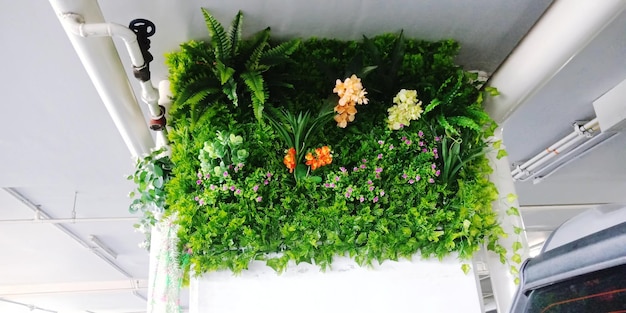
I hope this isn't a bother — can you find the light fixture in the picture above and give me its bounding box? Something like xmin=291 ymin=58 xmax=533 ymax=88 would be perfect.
xmin=90 ymin=235 xmax=118 ymax=260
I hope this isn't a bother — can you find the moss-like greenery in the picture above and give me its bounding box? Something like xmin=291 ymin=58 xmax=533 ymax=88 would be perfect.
xmin=162 ymin=9 xmax=513 ymax=277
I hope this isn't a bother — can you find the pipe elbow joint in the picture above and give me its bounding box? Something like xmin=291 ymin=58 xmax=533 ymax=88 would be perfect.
xmin=133 ymin=65 xmax=151 ymax=82
xmin=149 ymin=105 xmax=167 ymax=131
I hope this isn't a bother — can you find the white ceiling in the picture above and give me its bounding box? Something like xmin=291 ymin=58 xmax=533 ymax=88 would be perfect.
xmin=503 ymin=7 xmax=626 ymax=206
xmin=3 ymin=0 xmax=626 ymax=312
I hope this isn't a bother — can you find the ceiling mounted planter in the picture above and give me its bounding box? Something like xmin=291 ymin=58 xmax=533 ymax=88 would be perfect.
xmin=133 ymin=9 xmax=522 ymax=295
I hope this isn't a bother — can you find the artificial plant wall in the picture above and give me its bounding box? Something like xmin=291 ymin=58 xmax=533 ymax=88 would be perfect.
xmin=156 ymin=8 xmax=519 ymax=278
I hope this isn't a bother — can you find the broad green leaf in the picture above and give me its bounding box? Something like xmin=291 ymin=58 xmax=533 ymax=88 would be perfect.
xmin=511 ymin=253 xmax=522 ymax=264
xmin=512 ymin=241 xmax=523 ymax=252
xmin=308 ymin=176 xmax=323 ymax=183
xmin=506 ymin=193 xmax=518 ymax=203
xmin=513 ymin=226 xmax=523 ymax=235
xmin=506 ymin=206 xmax=520 ymax=217
xmin=461 ymin=263 xmax=471 ymax=274
xmin=229 ymin=133 xmax=243 ymax=146
xmin=496 ymin=149 xmax=508 ymax=160
xmin=492 ymin=140 xmax=502 ymax=149
xmin=236 ymin=149 xmax=249 ymax=160
xmin=215 ymin=62 xmax=235 ymax=85
xmin=153 ymin=177 xmax=164 ymax=189
xmin=153 ymin=164 xmax=163 ymax=177
xmin=485 ymin=86 xmax=499 ymax=96
xmin=295 ymin=164 xmax=308 ymax=180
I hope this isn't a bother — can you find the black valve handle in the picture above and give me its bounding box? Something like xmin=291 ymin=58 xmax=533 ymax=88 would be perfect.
xmin=129 ymin=19 xmax=156 ymax=81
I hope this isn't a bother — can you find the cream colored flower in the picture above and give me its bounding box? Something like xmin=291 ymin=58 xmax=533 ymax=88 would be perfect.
xmin=387 ymin=89 xmax=424 ymax=130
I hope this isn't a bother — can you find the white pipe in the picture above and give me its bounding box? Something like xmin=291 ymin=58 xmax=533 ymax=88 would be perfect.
xmin=511 ymin=118 xmax=598 ymax=177
xmin=512 ymin=119 xmax=599 ymax=179
xmin=514 ymin=122 xmax=599 ymax=180
xmin=522 ymin=129 xmax=591 ymax=173
xmin=0 ymin=217 xmax=137 ymax=225
xmin=64 ymin=16 xmax=145 ymax=68
xmin=155 ymin=80 xmax=172 ymax=149
xmin=60 ymin=13 xmax=161 ymax=119
xmin=0 ymin=280 xmax=148 ymax=297
xmin=48 ymin=0 xmax=154 ymax=157
xmin=532 ymin=132 xmax=619 ymax=183
xmin=513 ymin=134 xmax=588 ymax=180
xmin=483 ymin=0 xmax=626 ymax=124
xmin=0 ymin=298 xmax=57 ymax=313
xmin=510 ymin=132 xmax=577 ymax=176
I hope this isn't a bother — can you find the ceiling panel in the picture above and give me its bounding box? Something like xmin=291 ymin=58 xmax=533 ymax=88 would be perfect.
xmin=0 ymin=220 xmax=128 ymax=285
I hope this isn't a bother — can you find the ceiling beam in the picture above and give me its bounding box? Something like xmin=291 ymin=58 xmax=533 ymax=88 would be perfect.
xmin=520 ymin=203 xmax=609 ymax=211
xmin=484 ymin=0 xmax=626 ymax=124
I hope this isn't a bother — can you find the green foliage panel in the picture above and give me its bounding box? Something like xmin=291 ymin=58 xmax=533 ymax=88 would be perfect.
xmin=163 ymin=9 xmax=507 ymax=276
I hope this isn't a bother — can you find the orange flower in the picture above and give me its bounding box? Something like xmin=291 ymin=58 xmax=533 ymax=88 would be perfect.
xmin=305 ymin=152 xmax=318 ymax=170
xmin=283 ymin=147 xmax=297 ymax=173
xmin=305 ymin=146 xmax=332 ymax=170
xmin=332 ymin=75 xmax=367 ymax=128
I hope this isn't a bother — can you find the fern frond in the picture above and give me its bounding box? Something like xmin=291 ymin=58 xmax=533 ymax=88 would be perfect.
xmin=241 ymin=27 xmax=270 ymax=59
xmin=212 ymin=60 xmax=236 ymax=85
xmin=437 ymin=114 xmax=458 ymax=136
xmin=464 ymin=107 xmax=491 ymax=125
xmin=245 ymin=30 xmax=270 ymax=70
xmin=447 ymin=116 xmax=481 ymax=132
xmin=202 ymin=8 xmax=231 ymax=61
xmin=440 ymin=70 xmax=464 ymax=106
xmin=424 ymin=98 xmax=441 ymax=114
xmin=260 ymin=39 xmax=300 ymax=66
xmin=241 ymin=71 xmax=267 ymax=123
xmin=173 ymin=73 xmax=214 ymax=107
xmin=223 ymin=80 xmax=239 ymax=107
xmin=228 ymin=11 xmax=243 ymax=58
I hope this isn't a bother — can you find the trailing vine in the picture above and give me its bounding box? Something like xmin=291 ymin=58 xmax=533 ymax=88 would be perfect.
xmin=127 ymin=147 xmax=173 ymax=249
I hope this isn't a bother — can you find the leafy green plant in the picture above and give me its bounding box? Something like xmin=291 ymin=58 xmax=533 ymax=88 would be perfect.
xmin=439 ymin=133 xmax=491 ymax=186
xmin=199 ymin=130 xmax=249 ymax=182
xmin=167 ymin=9 xmax=300 ymax=124
xmin=361 ymin=31 xmax=406 ymax=100
xmin=422 ymin=70 xmax=492 ymax=135
xmin=128 ymin=147 xmax=173 ymax=249
xmin=264 ymin=105 xmax=335 ymax=182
